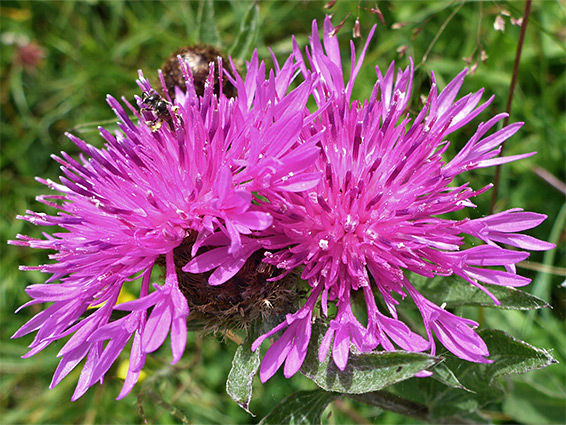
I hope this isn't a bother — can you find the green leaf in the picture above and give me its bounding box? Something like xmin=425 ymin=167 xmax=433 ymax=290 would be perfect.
xmin=428 ymin=330 xmax=556 ymax=418
xmin=390 ymin=372 xmax=495 ymax=420
xmin=259 ymin=390 xmax=341 ymax=425
xmin=350 ymin=391 xmax=487 ymax=424
xmin=431 ymin=363 xmax=470 ymax=391
xmin=228 ymin=2 xmax=260 ymax=62
xmin=350 ymin=391 xmax=430 ymax=422
xmin=478 ymin=329 xmax=557 ymax=379
xmin=197 ymin=0 xmax=221 ymax=46
xmin=388 ymin=329 xmax=557 ymax=419
xmin=226 ymin=332 xmax=261 ymax=415
xmin=410 ymin=274 xmax=550 ymax=310
xmin=300 ymin=321 xmax=441 ymax=394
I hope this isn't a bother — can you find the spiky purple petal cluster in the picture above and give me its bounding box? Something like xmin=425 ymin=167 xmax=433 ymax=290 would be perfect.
xmin=244 ymin=17 xmax=554 ymax=382
xmin=12 ymin=17 xmax=554 ymax=400
xmin=11 ymin=52 xmax=322 ymax=400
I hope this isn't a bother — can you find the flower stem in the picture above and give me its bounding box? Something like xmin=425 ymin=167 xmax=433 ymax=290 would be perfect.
xmin=489 ymin=0 xmax=532 ymax=213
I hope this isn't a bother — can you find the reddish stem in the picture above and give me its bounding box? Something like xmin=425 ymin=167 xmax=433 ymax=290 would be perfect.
xmin=489 ymin=0 xmax=532 ymax=213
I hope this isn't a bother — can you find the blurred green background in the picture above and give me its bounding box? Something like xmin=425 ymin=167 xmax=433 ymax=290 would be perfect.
xmin=1 ymin=1 xmax=564 ymax=423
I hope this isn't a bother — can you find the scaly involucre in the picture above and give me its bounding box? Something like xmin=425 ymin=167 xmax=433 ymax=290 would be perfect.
xmin=10 ymin=51 xmax=323 ymax=400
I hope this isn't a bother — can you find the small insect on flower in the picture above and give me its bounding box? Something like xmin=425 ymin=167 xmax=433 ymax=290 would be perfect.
xmin=9 ymin=32 xmax=324 ymax=401
xmin=140 ymin=89 xmax=179 ymax=131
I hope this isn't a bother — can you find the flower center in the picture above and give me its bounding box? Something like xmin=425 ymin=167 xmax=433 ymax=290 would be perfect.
xmin=158 ymin=233 xmax=301 ymax=332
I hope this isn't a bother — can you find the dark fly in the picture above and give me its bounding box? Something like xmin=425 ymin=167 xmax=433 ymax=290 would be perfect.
xmin=140 ymin=90 xmax=179 ymax=132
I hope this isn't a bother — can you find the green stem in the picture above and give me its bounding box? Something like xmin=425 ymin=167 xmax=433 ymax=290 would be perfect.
xmin=420 ymin=1 xmax=465 ymax=66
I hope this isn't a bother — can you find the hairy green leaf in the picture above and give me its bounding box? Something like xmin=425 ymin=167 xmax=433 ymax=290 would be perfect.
xmin=410 ymin=274 xmax=550 ymax=310
xmin=478 ymin=329 xmax=557 ymax=379
xmin=259 ymin=390 xmax=340 ymax=425
xmin=226 ymin=332 xmax=261 ymax=415
xmin=228 ymin=2 xmax=260 ymax=62
xmin=197 ymin=0 xmax=221 ymax=46
xmin=388 ymin=329 xmax=557 ymax=419
xmin=431 ymin=363 xmax=470 ymax=391
xmin=351 ymin=391 xmax=487 ymax=424
xmin=300 ymin=321 xmax=441 ymax=394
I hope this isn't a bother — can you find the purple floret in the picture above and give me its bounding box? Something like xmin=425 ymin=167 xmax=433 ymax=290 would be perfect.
xmin=11 ymin=16 xmax=554 ymax=400
xmin=245 ymin=17 xmax=554 ymax=381
xmin=10 ymin=49 xmax=322 ymax=399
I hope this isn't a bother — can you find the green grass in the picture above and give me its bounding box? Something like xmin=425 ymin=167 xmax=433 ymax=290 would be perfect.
xmin=1 ymin=1 xmax=564 ymax=423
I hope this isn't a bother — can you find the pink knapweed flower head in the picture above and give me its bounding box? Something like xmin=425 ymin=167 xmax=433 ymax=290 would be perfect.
xmin=10 ymin=52 xmax=322 ymax=400
xmin=247 ymin=17 xmax=555 ymax=382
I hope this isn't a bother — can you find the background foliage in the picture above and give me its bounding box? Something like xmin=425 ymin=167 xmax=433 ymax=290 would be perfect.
xmin=1 ymin=1 xmax=564 ymax=423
